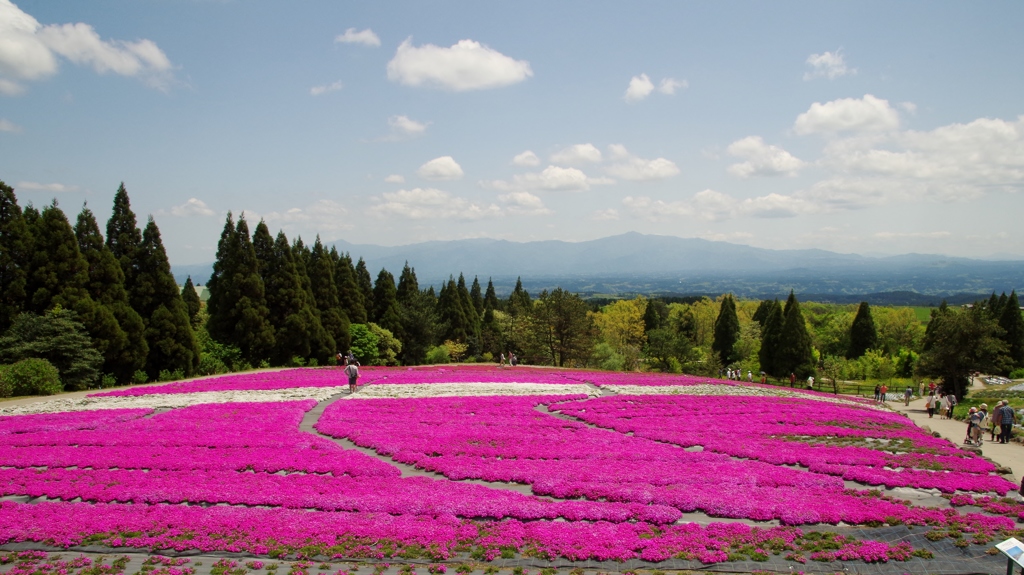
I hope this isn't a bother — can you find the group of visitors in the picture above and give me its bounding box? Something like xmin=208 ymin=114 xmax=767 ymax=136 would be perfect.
xmin=924 ymin=391 xmax=957 ymax=419
xmin=980 ymin=400 xmax=1017 ymax=445
xmin=499 ymin=352 xmax=519 ymax=367
xmin=336 ymin=350 xmax=360 ymax=393
xmin=872 ymin=384 xmax=890 ymax=402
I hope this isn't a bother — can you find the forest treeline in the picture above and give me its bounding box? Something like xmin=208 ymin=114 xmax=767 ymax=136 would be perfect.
xmin=1 ymin=181 xmax=1022 ymax=399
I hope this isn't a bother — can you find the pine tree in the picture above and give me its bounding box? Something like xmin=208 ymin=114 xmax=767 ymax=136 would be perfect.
xmin=105 ymin=183 xmax=142 ymax=289
xmin=776 ymin=291 xmax=815 ymax=378
xmin=988 ymin=292 xmax=1004 ymax=320
xmin=355 ymin=258 xmax=374 ymax=315
xmin=999 ymin=290 xmax=1024 ymax=369
xmin=0 ymin=181 xmax=32 ymax=332
xmin=332 ymin=249 xmax=367 ymax=324
xmin=290 ymin=236 xmax=334 ymax=362
xmin=437 ymin=277 xmax=469 ymax=343
xmin=205 ymin=212 xmax=238 ymax=346
xmin=457 ymin=273 xmax=482 ymax=355
xmin=395 ymin=263 xmax=433 ymax=364
xmin=75 ymin=205 xmax=148 ymax=382
xmin=396 ymin=262 xmax=419 ymax=305
xmin=509 ymin=277 xmax=532 ymax=312
xmin=470 ymin=276 xmax=484 ymax=317
xmin=847 ymin=301 xmax=878 ymax=359
xmin=135 ymin=217 xmax=200 ymax=377
xmin=254 ymin=223 xmax=322 ymax=365
xmin=181 ymin=276 xmax=201 ymax=327
xmin=372 ymin=268 xmax=403 ymax=338
xmin=751 ymin=299 xmax=773 ymax=328
xmin=308 ymin=237 xmax=350 ymax=352
xmin=711 ymin=294 xmax=740 ymax=367
xmin=484 ymin=278 xmax=500 ymax=311
xmin=759 ymin=299 xmax=783 ymax=376
xmin=229 ymin=216 xmax=275 ymax=364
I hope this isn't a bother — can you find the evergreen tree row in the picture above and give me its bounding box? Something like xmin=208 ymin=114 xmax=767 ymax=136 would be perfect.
xmin=0 ymin=181 xmax=199 ymax=388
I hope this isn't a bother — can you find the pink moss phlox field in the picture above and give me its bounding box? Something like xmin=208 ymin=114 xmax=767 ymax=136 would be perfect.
xmin=552 ymin=395 xmax=1014 ymax=494
xmin=88 ymin=368 xmax=390 ymax=397
xmin=365 ymin=366 xmax=579 ymax=385
xmin=0 ymin=501 xmax=922 ymax=564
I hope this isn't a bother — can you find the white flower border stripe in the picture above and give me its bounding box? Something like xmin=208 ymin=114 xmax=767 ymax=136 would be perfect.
xmin=0 ymin=386 xmax=349 ymax=415
xmin=603 ymin=384 xmax=882 ymax=409
xmin=346 ymin=382 xmax=597 ymax=399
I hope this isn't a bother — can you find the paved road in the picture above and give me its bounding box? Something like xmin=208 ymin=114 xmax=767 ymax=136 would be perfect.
xmin=887 ymin=391 xmax=1024 ymax=488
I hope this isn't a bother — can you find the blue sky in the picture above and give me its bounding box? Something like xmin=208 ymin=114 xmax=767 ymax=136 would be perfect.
xmin=2 ymin=1 xmax=1023 ymax=266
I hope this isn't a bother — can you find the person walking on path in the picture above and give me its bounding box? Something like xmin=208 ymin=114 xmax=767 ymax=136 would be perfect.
xmin=499 ymin=353 xmax=506 ymax=367
xmin=790 ymin=373 xmax=796 ymax=387
xmin=1000 ymin=400 xmax=1016 ymax=444
xmin=873 ymin=385 xmax=881 ymax=402
xmin=904 ymin=386 xmax=913 ymax=406
xmin=748 ymin=371 xmax=753 ymax=383
xmin=880 ymin=384 xmax=888 ymax=401
xmin=926 ymin=393 xmax=936 ymax=418
xmin=939 ymin=394 xmax=949 ymax=419
xmin=967 ymin=407 xmax=984 ymax=445
xmin=344 ymin=360 xmax=360 ymax=393
xmin=946 ymin=392 xmax=957 ymax=419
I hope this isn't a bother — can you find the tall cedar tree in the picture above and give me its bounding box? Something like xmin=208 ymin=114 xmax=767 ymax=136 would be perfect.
xmin=136 ymin=218 xmax=200 ymax=377
xmin=253 ymin=223 xmax=322 ymax=365
xmin=395 ymin=263 xmax=435 ymax=364
xmin=533 ymin=288 xmax=596 ymax=367
xmin=372 ymin=268 xmax=403 ymax=339
xmin=988 ymin=293 xmax=1004 ymax=320
xmin=75 ymin=206 xmax=148 ymax=382
xmin=751 ymin=299 xmax=773 ymax=328
xmin=181 ymin=276 xmax=201 ymax=327
xmin=308 ymin=237 xmax=350 ymax=352
xmin=999 ymin=290 xmax=1024 ymax=369
xmin=457 ymin=273 xmax=482 ymax=355
xmin=396 ymin=262 xmax=419 ymax=304
xmin=437 ymin=276 xmax=469 ymax=343
xmin=847 ymin=301 xmax=878 ymax=358
xmin=758 ymin=299 xmax=783 ymax=376
xmin=207 ymin=214 xmax=276 ymax=363
xmin=0 ymin=181 xmax=32 ymax=332
xmin=643 ymin=299 xmax=667 ymax=332
xmin=354 ymin=258 xmax=374 ymax=315
xmin=332 ymin=249 xmax=367 ymax=324
xmin=776 ymin=291 xmax=816 ymax=378
xmin=26 ymin=202 xmax=118 ymax=389
xmin=105 ymin=183 xmax=142 ymax=289
xmin=711 ymin=294 xmax=740 ymax=367
xmin=470 ymin=276 xmax=484 ymax=317
xmin=484 ymin=278 xmax=500 ymax=311
xmin=290 ymin=236 xmax=334 ymax=362
xmin=509 ymin=277 xmax=532 ymax=313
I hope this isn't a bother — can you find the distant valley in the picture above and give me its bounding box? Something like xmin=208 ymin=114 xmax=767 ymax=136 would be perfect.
xmin=172 ymin=233 xmax=1024 ymax=304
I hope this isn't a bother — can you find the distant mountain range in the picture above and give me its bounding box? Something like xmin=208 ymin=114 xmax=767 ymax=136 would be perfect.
xmin=172 ymin=232 xmax=1024 ymax=304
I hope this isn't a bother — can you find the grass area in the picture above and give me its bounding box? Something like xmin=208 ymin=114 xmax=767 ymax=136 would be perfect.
xmin=910 ymin=306 xmax=934 ymax=323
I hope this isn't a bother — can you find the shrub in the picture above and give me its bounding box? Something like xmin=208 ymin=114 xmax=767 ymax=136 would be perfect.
xmin=0 ymin=365 xmax=11 ymax=398
xmin=100 ymin=374 xmax=116 ymax=388
xmin=158 ymin=369 xmax=184 ymax=382
xmin=1011 ymin=368 xmax=1024 ymax=379
xmin=0 ymin=309 xmax=101 ymax=390
xmin=425 ymin=345 xmax=451 ymax=364
xmin=198 ymin=354 xmax=229 ymax=376
xmin=132 ymin=369 xmax=149 ymax=384
xmin=1 ymin=358 xmax=63 ymax=396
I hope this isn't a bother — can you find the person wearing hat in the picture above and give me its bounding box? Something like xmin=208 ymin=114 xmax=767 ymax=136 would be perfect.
xmin=978 ymin=403 xmax=989 ymax=445
xmin=967 ymin=407 xmax=984 ymax=445
xmin=992 ymin=401 xmax=1005 ymax=442
xmin=999 ymin=399 xmax=1016 ymax=444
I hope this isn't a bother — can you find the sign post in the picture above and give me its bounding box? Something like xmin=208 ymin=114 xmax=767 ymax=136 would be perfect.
xmin=996 ymin=537 xmax=1024 ymax=575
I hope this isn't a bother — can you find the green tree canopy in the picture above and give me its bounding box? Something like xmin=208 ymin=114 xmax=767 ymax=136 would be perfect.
xmin=0 ymin=181 xmax=32 ymax=332
xmin=711 ymin=294 xmax=740 ymax=367
xmin=847 ymin=301 xmax=878 ymax=359
xmin=775 ymin=292 xmax=815 ymax=378
xmin=0 ymin=308 xmax=102 ymax=391
xmin=181 ymin=276 xmax=201 ymax=327
xmin=998 ymin=290 xmax=1024 ymax=370
xmin=919 ymin=304 xmax=1010 ymax=398
xmin=531 ymin=288 xmax=597 ymax=367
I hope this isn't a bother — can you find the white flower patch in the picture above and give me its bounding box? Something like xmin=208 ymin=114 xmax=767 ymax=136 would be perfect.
xmin=0 ymin=386 xmax=349 ymax=416
xmin=346 ymin=382 xmax=598 ymax=399
xmin=604 ymin=384 xmax=883 ymax=409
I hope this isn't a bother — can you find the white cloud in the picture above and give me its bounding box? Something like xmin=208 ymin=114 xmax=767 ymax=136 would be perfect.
xmin=622 ymin=195 xmax=692 ymax=219
xmin=15 ymin=180 xmax=77 ymax=192
xmin=499 ymin=191 xmax=551 ymax=215
xmin=794 ymin=94 xmax=900 ymax=135
xmin=369 ymin=188 xmax=501 ymax=220
xmin=692 ymin=189 xmax=737 ymax=221
xmin=0 ymin=78 xmax=25 ymax=95
xmin=658 ymin=77 xmax=687 ymax=95
xmin=386 ymin=38 xmax=532 ymax=91
xmin=740 ymin=193 xmax=815 ymax=218
xmin=899 ymin=101 xmax=917 ymax=114
xmin=417 ymin=156 xmax=464 ymax=180
xmin=591 ymin=208 xmax=619 ymax=221
xmin=550 ymin=143 xmax=602 ymax=165
xmin=726 ymin=136 xmax=805 ymax=178
xmin=261 ymin=200 xmax=351 ymax=234
xmin=803 ymin=49 xmax=855 ymax=80
xmin=874 ymin=231 xmax=952 ymax=240
xmin=604 ymin=145 xmax=680 ymax=181
xmin=388 ymin=114 xmax=428 ymax=136
xmin=512 ymin=150 xmax=540 ymax=167
xmin=486 ymin=165 xmax=612 ymax=193
xmin=310 ymin=80 xmax=342 ymax=96
xmin=0 ymin=118 xmax=20 ymax=132
xmin=624 ymin=73 xmax=654 ymax=102
xmin=334 ymin=28 xmax=381 ymax=47
xmin=384 ymin=174 xmax=405 ymax=184
xmin=0 ymin=1 xmax=174 ymax=92
xmin=168 ymin=198 xmax=215 ymax=217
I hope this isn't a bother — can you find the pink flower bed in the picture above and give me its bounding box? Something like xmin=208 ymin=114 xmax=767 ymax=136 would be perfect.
xmin=1 ymin=367 xmax=1017 ymax=565
xmin=88 ymin=369 xmax=387 ymax=397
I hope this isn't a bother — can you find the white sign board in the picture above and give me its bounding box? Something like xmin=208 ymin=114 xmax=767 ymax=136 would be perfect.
xmin=996 ymin=537 xmax=1024 ymax=568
